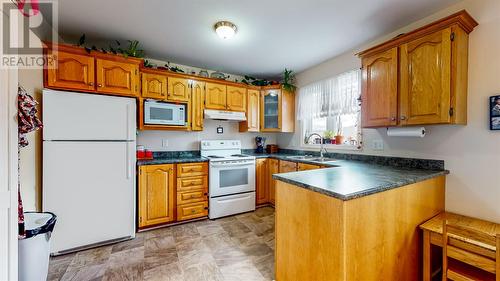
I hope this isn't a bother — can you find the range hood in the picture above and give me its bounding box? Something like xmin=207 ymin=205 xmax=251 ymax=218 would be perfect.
xmin=204 ymin=109 xmax=246 ymax=121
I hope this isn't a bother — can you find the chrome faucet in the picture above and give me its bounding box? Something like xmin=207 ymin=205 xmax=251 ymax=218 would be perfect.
xmin=306 ymin=133 xmax=327 ymax=159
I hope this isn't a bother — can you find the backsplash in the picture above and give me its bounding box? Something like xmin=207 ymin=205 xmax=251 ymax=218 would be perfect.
xmin=243 ymin=149 xmax=445 ymax=170
xmin=137 ymin=119 xmax=278 ymax=151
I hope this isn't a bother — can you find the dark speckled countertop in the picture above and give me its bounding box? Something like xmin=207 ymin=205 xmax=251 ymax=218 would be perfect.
xmin=137 ymin=157 xmax=208 ymax=165
xmin=272 ymin=161 xmax=448 ymax=200
xmin=137 ymin=149 xmax=448 ymax=201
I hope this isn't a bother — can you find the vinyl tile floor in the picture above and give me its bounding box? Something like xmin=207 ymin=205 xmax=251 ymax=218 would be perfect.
xmin=47 ymin=207 xmax=275 ymax=281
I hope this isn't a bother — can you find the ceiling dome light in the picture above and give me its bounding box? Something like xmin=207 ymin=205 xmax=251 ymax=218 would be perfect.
xmin=214 ymin=21 xmax=237 ymax=40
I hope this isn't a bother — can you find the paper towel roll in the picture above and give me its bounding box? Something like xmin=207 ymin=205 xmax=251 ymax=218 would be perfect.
xmin=387 ymin=127 xmax=426 ymax=137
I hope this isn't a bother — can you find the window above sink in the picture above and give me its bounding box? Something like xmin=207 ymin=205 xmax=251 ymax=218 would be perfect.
xmin=297 ymin=69 xmax=363 ymax=151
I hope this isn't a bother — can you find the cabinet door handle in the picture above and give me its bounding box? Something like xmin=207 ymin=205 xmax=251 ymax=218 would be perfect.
xmin=98 ymin=84 xmax=102 ymax=87
xmin=89 ymin=82 xmax=94 ymax=86
xmin=400 ymin=116 xmax=407 ymax=120
xmin=391 ymin=117 xmax=396 ymax=121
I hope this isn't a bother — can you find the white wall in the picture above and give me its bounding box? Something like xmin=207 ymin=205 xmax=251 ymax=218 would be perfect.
xmin=138 ymin=119 xmax=277 ymax=151
xmin=279 ymin=0 xmax=500 ymax=223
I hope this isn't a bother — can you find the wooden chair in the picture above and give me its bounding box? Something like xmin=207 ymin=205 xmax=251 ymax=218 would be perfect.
xmin=442 ymin=218 xmax=500 ymax=281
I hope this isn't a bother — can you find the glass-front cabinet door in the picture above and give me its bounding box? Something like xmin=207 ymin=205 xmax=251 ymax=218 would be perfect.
xmin=261 ymin=89 xmax=281 ymax=131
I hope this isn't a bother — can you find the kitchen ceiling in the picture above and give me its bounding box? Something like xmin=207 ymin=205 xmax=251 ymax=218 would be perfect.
xmin=56 ymin=0 xmax=459 ymax=78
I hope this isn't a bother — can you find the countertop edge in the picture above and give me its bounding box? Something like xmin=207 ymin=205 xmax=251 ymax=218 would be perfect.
xmin=273 ymin=170 xmax=449 ymax=201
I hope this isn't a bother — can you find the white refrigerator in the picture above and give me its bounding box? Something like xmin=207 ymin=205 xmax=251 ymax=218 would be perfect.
xmin=42 ymin=89 xmax=136 ymax=255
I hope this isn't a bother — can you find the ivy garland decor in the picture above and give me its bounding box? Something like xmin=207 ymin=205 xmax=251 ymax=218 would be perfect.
xmin=76 ymin=34 xmax=145 ymax=58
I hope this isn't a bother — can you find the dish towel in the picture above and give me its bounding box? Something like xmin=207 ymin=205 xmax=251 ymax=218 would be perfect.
xmin=17 ymin=86 xmax=43 ymax=237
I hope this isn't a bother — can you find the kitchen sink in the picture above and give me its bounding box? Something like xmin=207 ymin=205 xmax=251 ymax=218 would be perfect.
xmin=309 ymin=157 xmax=337 ymax=163
xmin=285 ymin=155 xmax=315 ymax=160
xmin=285 ymin=155 xmax=337 ymax=163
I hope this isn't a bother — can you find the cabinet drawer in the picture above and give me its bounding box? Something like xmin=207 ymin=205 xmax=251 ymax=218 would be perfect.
xmin=177 ymin=189 xmax=208 ymax=205
xmin=279 ymin=160 xmax=297 ymax=173
xmin=177 ymin=201 xmax=208 ymax=221
xmin=177 ymin=175 xmax=208 ymax=191
xmin=297 ymin=163 xmax=320 ymax=171
xmin=177 ymin=162 xmax=208 ymax=178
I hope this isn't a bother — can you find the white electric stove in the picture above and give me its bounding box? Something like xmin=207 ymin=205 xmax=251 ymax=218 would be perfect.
xmin=201 ymin=140 xmax=256 ymax=219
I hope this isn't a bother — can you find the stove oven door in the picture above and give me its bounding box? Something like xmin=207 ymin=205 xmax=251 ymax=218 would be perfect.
xmin=209 ymin=160 xmax=255 ymax=197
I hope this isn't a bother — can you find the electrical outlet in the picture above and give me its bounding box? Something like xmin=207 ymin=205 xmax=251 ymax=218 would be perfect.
xmin=162 ymin=139 xmax=169 ymax=147
xmin=371 ymin=139 xmax=384 ymax=151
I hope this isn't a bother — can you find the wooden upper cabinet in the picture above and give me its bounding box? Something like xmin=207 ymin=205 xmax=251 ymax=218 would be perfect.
xmin=226 ymin=86 xmax=246 ymax=112
xmin=358 ymin=11 xmax=478 ymax=128
xmin=239 ymin=89 xmax=260 ymax=132
xmin=96 ymin=58 xmax=139 ymax=97
xmin=261 ymin=89 xmax=281 ymax=132
xmin=205 ymin=83 xmax=227 ymax=110
xmin=167 ymin=77 xmax=190 ymax=102
xmin=399 ymin=28 xmax=452 ymax=125
xmin=191 ymin=80 xmax=205 ymax=131
xmin=142 ymin=73 xmax=167 ymax=99
xmin=46 ymin=51 xmax=95 ymax=91
xmin=361 ymin=47 xmax=399 ymax=128
xmin=260 ymin=87 xmax=295 ymax=132
xmin=138 ymin=164 xmax=175 ymax=228
xmin=256 ymin=158 xmax=269 ymax=205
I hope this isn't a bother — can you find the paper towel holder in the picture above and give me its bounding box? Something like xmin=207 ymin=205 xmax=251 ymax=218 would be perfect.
xmin=386 ymin=127 xmax=426 ymax=138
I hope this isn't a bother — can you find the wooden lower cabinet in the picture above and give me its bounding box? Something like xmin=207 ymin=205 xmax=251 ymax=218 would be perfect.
xmin=177 ymin=162 xmax=208 ymax=178
xmin=279 ymin=160 xmax=298 ymax=173
xmin=275 ymin=176 xmax=445 ymax=281
xmin=138 ymin=164 xmax=175 ymax=228
xmin=177 ymin=201 xmax=209 ymax=221
xmin=255 ymin=159 xmax=269 ymax=205
xmin=297 ymin=163 xmax=320 ymax=171
xmin=268 ymin=159 xmax=279 ymax=205
xmin=138 ymin=162 xmax=208 ymax=230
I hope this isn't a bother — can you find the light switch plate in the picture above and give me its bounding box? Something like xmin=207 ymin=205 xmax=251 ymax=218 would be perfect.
xmin=162 ymin=139 xmax=169 ymax=147
xmin=371 ymin=139 xmax=384 ymax=151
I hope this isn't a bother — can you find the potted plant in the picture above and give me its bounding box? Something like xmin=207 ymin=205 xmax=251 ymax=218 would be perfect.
xmin=335 ymin=117 xmax=344 ymax=145
xmin=323 ymin=130 xmax=334 ymax=144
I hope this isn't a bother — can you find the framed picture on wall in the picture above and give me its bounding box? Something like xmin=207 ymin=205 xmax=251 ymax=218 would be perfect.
xmin=490 ymin=95 xmax=500 ymax=130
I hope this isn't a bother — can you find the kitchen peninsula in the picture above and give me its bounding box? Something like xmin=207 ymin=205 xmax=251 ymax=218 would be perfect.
xmin=273 ymin=161 xmax=448 ymax=281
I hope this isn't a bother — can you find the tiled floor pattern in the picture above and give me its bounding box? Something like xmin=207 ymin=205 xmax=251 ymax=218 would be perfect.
xmin=48 ymin=207 xmax=275 ymax=281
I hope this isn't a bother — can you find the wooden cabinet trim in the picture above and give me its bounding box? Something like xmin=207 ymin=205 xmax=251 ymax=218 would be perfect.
xmin=357 ymin=10 xmax=477 ymax=58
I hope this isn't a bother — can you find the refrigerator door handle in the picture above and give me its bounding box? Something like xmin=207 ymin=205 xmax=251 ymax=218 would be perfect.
xmin=126 ymin=144 xmax=132 ymax=179
xmin=126 ymin=104 xmax=131 ymax=140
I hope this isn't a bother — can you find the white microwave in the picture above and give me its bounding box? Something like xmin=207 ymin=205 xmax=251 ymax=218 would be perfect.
xmin=144 ymin=100 xmax=186 ymax=126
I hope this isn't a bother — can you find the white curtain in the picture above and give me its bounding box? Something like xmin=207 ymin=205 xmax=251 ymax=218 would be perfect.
xmin=297 ymin=69 xmax=360 ymax=121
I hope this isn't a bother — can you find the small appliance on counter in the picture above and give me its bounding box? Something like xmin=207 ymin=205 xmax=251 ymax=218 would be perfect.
xmin=255 ymin=136 xmax=266 ymax=153
xmin=136 ymin=145 xmax=153 ymax=160
xmin=266 ymin=144 xmax=279 ymax=154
